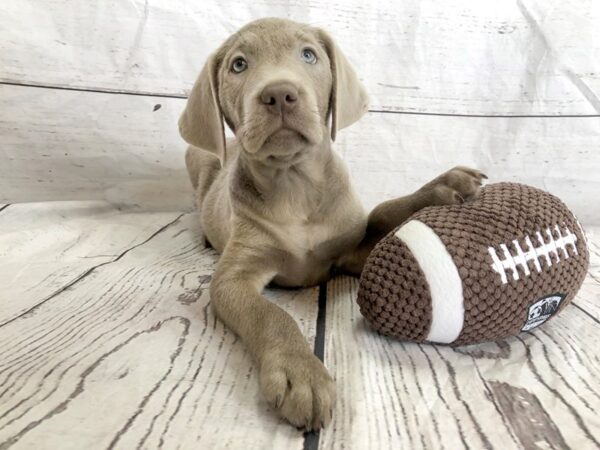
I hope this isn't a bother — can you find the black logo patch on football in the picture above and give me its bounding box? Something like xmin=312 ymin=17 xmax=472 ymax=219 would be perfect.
xmin=522 ymin=294 xmax=565 ymax=331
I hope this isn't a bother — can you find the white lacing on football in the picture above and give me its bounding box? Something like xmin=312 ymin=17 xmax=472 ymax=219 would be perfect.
xmin=488 ymin=224 xmax=579 ymax=284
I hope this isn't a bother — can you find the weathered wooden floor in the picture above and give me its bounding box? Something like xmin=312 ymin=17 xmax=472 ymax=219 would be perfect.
xmin=0 ymin=203 xmax=598 ymax=449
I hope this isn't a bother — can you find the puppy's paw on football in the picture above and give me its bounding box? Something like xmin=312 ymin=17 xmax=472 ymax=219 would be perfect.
xmin=424 ymin=166 xmax=487 ymax=205
xmin=260 ymin=350 xmax=335 ymax=431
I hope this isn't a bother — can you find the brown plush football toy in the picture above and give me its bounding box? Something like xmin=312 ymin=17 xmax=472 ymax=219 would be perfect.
xmin=357 ymin=182 xmax=589 ymax=345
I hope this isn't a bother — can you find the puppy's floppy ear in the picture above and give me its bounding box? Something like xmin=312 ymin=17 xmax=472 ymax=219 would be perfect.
xmin=178 ymin=53 xmax=226 ymax=165
xmin=316 ymin=29 xmax=369 ymax=141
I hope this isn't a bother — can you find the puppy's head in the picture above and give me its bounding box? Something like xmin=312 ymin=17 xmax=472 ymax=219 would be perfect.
xmin=179 ymin=18 xmax=368 ymax=166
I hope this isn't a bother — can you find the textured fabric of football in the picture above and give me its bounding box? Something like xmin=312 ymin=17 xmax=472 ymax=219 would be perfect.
xmin=356 ymin=183 xmax=589 ymax=345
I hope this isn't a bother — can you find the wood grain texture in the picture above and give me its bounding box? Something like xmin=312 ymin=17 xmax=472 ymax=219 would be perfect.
xmin=487 ymin=381 xmax=568 ymax=449
xmin=0 ymin=84 xmax=191 ymax=209
xmin=1 ymin=0 xmax=599 ymax=115
xmin=2 ymin=85 xmax=599 ymax=223
xmin=336 ymin=113 xmax=600 ymax=224
xmin=320 ymin=251 xmax=600 ymax=450
xmin=0 ymin=202 xmax=183 ymax=324
xmin=576 ymin=230 xmax=600 ymax=319
xmin=0 ymin=213 xmax=597 ymax=449
xmin=0 ymin=209 xmax=318 ymax=449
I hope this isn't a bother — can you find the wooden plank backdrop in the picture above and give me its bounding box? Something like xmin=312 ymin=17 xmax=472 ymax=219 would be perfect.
xmin=0 ymin=84 xmax=191 ymax=209
xmin=1 ymin=85 xmax=599 ymax=222
xmin=1 ymin=0 xmax=600 ymax=222
xmin=337 ymin=112 xmax=600 ymax=219
xmin=1 ymin=0 xmax=599 ymax=115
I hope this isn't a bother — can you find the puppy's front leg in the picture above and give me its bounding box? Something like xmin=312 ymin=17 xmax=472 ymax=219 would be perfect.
xmin=210 ymin=239 xmax=335 ymax=430
xmin=339 ymin=166 xmax=486 ymax=274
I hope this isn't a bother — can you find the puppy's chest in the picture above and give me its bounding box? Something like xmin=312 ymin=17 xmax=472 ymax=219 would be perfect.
xmin=268 ymin=205 xmax=364 ymax=287
xmin=280 ymin=216 xmax=338 ymax=254
xmin=266 ymin=185 xmax=336 ymax=252
xmin=265 ymin=178 xmax=364 ymax=259
xmin=270 ymin=200 xmax=363 ymax=261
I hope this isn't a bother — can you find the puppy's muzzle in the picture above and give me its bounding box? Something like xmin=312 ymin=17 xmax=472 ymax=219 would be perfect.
xmin=260 ymin=81 xmax=299 ymax=115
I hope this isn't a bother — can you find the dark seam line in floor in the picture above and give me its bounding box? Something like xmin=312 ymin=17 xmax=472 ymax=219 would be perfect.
xmin=303 ymin=282 xmax=328 ymax=450
xmin=3 ymin=81 xmax=600 ymax=118
xmin=314 ymin=282 xmax=328 ymax=362
xmin=0 ymin=204 xmax=11 ymax=214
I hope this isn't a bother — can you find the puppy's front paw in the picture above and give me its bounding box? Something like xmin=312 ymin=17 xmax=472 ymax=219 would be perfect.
xmin=260 ymin=350 xmax=335 ymax=431
xmin=423 ymin=166 xmax=487 ymax=205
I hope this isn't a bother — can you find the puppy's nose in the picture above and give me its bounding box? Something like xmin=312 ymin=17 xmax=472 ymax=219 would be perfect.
xmin=260 ymin=82 xmax=298 ymax=114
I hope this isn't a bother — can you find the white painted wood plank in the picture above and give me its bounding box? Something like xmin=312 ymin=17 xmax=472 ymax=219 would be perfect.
xmin=1 ymin=0 xmax=598 ymax=115
xmin=321 ymin=274 xmax=600 ymax=449
xmin=338 ymin=113 xmax=600 ymax=224
xmin=0 ymin=209 xmax=318 ymax=449
xmin=576 ymin=227 xmax=600 ymax=319
xmin=0 ymin=84 xmax=191 ymax=209
xmin=0 ymin=201 xmax=183 ymax=324
xmin=2 ymin=85 xmax=599 ymax=223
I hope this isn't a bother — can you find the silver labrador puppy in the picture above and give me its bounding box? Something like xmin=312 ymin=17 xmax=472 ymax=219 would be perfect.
xmin=180 ymin=18 xmax=485 ymax=430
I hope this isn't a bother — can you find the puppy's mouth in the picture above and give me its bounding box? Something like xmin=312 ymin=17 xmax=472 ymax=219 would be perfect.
xmin=263 ymin=126 xmax=308 ymax=145
xmin=238 ymin=109 xmax=322 ymax=155
xmin=266 ymin=150 xmax=303 ymax=165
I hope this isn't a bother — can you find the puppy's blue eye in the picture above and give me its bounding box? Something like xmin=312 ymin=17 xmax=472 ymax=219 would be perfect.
xmin=301 ymin=48 xmax=317 ymax=64
xmin=231 ymin=57 xmax=248 ymax=73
